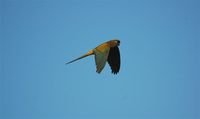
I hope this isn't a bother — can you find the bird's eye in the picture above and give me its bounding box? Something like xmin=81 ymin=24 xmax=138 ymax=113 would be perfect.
xmin=117 ymin=40 xmax=120 ymax=44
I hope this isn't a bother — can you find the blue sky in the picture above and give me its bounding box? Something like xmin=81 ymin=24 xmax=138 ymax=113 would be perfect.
xmin=1 ymin=0 xmax=200 ymax=119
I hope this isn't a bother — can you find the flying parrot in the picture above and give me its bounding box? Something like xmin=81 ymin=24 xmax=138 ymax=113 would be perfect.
xmin=66 ymin=39 xmax=121 ymax=74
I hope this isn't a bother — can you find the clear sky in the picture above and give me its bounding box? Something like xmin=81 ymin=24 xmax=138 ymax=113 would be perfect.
xmin=1 ymin=0 xmax=200 ymax=119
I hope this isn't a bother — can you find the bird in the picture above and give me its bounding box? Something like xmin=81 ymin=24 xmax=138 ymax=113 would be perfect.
xmin=65 ymin=39 xmax=121 ymax=74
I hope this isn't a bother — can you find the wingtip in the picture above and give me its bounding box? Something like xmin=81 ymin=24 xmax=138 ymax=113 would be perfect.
xmin=96 ymin=70 xmax=101 ymax=74
xmin=112 ymin=71 xmax=119 ymax=75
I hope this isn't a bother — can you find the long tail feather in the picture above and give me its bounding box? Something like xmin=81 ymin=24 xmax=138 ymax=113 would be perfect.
xmin=65 ymin=50 xmax=94 ymax=65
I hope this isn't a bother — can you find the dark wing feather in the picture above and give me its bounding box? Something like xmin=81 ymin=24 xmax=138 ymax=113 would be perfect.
xmin=107 ymin=46 xmax=120 ymax=74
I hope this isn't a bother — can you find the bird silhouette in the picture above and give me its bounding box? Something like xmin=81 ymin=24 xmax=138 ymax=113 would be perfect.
xmin=66 ymin=39 xmax=121 ymax=74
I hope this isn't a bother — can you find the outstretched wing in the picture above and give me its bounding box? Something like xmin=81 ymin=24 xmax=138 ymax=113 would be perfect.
xmin=107 ymin=46 xmax=120 ymax=74
xmin=94 ymin=47 xmax=110 ymax=73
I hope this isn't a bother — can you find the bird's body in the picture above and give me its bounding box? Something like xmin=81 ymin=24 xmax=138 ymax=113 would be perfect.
xmin=66 ymin=39 xmax=120 ymax=74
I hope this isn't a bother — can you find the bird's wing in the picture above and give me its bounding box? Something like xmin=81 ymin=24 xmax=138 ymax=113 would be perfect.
xmin=94 ymin=47 xmax=110 ymax=73
xmin=107 ymin=46 xmax=120 ymax=74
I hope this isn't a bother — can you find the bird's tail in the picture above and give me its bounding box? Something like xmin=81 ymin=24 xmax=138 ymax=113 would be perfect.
xmin=65 ymin=50 xmax=94 ymax=65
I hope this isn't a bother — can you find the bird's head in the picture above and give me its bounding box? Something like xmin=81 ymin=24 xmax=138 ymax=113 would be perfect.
xmin=113 ymin=39 xmax=120 ymax=46
xmin=107 ymin=39 xmax=120 ymax=47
